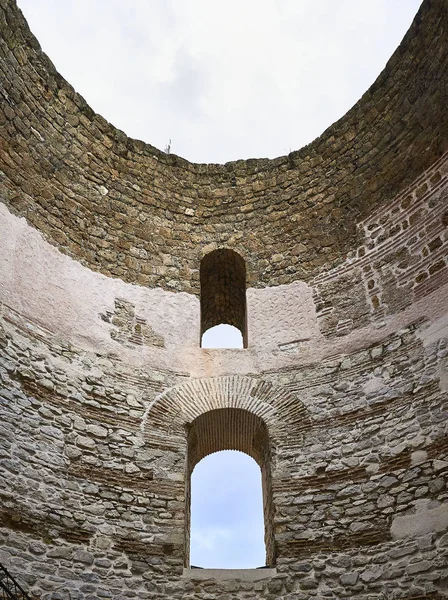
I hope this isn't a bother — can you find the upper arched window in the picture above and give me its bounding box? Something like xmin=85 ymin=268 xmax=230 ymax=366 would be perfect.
xmin=200 ymin=249 xmax=247 ymax=348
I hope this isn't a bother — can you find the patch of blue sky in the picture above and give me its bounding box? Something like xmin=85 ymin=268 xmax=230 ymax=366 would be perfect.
xmin=201 ymin=324 xmax=243 ymax=348
xmin=190 ymin=450 xmax=265 ymax=568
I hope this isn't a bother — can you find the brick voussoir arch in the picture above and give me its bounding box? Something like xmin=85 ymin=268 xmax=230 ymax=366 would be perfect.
xmin=141 ymin=375 xmax=311 ymax=569
xmin=141 ymin=375 xmax=311 ymax=445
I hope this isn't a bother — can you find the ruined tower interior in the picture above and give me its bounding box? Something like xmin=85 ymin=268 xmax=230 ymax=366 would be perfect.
xmin=0 ymin=0 xmax=447 ymax=598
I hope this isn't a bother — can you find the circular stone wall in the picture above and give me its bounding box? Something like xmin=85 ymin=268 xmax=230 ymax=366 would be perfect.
xmin=0 ymin=1 xmax=447 ymax=599
xmin=1 ymin=0 xmax=447 ymax=294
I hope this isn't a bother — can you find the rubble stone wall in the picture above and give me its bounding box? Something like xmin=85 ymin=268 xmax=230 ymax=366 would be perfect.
xmin=1 ymin=303 xmax=447 ymax=599
xmin=1 ymin=0 xmax=447 ymax=293
xmin=0 ymin=0 xmax=447 ymax=598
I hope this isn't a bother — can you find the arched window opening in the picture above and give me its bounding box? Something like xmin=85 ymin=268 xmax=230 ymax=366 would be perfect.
xmin=184 ymin=408 xmax=275 ymax=568
xmin=201 ymin=324 xmax=244 ymax=348
xmin=190 ymin=451 xmax=265 ymax=568
xmin=200 ymin=249 xmax=247 ymax=348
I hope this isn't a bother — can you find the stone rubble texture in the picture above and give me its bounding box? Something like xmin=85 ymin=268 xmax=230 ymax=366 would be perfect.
xmin=0 ymin=0 xmax=447 ymax=598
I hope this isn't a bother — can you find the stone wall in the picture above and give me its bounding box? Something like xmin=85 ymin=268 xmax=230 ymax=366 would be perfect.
xmin=0 ymin=0 xmax=447 ymax=598
xmin=1 ymin=0 xmax=447 ymax=293
xmin=1 ymin=304 xmax=447 ymax=599
xmin=312 ymin=153 xmax=448 ymax=339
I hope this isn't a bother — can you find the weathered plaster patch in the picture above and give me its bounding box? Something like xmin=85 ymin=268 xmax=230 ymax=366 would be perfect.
xmin=390 ymin=500 xmax=448 ymax=539
xmin=439 ymin=358 xmax=448 ymax=391
xmin=1 ymin=203 xmax=447 ymax=377
xmin=247 ymin=281 xmax=321 ymax=350
xmin=0 ymin=202 xmax=198 ymax=367
xmin=418 ymin=314 xmax=448 ymax=346
xmin=100 ymin=298 xmax=165 ymax=348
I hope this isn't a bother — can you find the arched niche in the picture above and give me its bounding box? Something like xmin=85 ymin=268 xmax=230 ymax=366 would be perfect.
xmin=200 ymin=249 xmax=247 ymax=347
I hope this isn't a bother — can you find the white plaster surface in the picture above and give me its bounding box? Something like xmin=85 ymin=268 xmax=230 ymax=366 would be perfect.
xmin=247 ymin=281 xmax=321 ymax=349
xmin=418 ymin=314 xmax=448 ymax=346
xmin=1 ymin=202 xmax=447 ymax=376
xmin=390 ymin=500 xmax=448 ymax=539
xmin=0 ymin=203 xmax=198 ymax=371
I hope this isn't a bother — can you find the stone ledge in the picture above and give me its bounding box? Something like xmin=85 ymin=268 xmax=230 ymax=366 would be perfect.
xmin=182 ymin=568 xmax=277 ymax=581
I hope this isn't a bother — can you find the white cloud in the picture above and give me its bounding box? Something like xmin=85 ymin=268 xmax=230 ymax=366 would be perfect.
xmin=17 ymin=0 xmax=421 ymax=163
xmin=190 ymin=451 xmax=265 ymax=568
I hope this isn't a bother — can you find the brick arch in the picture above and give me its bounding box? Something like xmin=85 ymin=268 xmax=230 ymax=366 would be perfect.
xmin=140 ymin=375 xmax=311 ymax=569
xmin=141 ymin=375 xmax=311 ymax=446
xmin=187 ymin=407 xmax=269 ymax=471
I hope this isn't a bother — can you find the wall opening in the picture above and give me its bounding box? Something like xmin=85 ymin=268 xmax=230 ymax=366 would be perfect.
xmin=190 ymin=450 xmax=265 ymax=568
xmin=184 ymin=408 xmax=275 ymax=568
xmin=200 ymin=249 xmax=247 ymax=348
xmin=201 ymin=324 xmax=244 ymax=348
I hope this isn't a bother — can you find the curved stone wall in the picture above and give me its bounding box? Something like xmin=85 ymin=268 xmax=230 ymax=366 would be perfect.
xmin=1 ymin=305 xmax=447 ymax=598
xmin=0 ymin=0 xmax=447 ymax=599
xmin=1 ymin=0 xmax=447 ymax=293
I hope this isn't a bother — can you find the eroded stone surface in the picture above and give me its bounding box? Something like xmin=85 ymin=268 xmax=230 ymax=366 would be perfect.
xmin=0 ymin=0 xmax=447 ymax=598
xmin=1 ymin=0 xmax=447 ymax=294
xmin=391 ymin=501 xmax=448 ymax=540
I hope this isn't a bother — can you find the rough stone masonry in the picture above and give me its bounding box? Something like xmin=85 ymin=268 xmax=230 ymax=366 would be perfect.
xmin=0 ymin=0 xmax=447 ymax=598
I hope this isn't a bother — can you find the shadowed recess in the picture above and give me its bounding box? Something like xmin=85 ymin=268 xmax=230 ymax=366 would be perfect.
xmin=200 ymin=249 xmax=247 ymax=347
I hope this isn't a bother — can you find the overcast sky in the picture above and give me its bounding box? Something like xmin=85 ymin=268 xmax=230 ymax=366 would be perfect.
xmin=18 ymin=0 xmax=421 ymax=164
xmin=16 ymin=0 xmax=422 ymax=568
xmin=191 ymin=451 xmax=265 ymax=568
